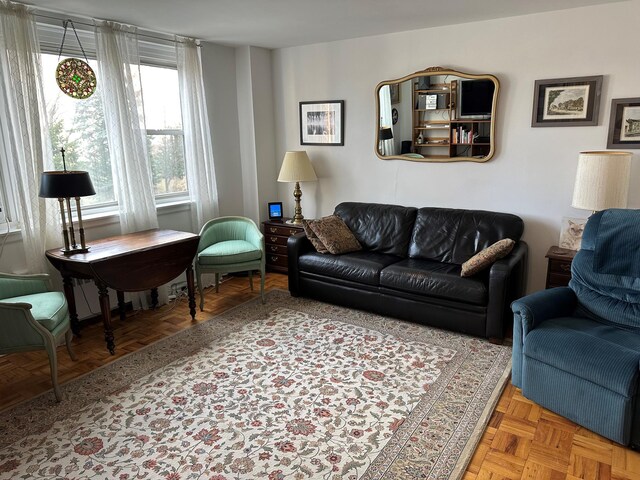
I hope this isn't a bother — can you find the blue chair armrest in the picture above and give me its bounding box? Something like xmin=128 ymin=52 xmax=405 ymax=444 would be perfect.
xmin=511 ymin=287 xmax=577 ymax=388
xmin=512 ymin=287 xmax=577 ymax=336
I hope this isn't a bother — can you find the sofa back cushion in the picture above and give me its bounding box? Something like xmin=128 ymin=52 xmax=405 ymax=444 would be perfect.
xmin=409 ymin=208 xmax=524 ymax=264
xmin=334 ymin=202 xmax=417 ymax=257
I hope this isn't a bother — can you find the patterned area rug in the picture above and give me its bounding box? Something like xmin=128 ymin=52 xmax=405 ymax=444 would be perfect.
xmin=0 ymin=290 xmax=511 ymax=479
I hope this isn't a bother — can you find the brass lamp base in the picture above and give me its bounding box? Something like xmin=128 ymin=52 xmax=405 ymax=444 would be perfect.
xmin=61 ymin=246 xmax=90 ymax=256
xmin=290 ymin=181 xmax=305 ymax=225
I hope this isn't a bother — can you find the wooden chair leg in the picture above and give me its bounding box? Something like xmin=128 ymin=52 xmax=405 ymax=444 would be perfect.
xmin=65 ymin=329 xmax=77 ymax=361
xmin=249 ymin=271 xmax=254 ymax=291
xmin=44 ymin=338 xmax=62 ymax=402
xmin=215 ymin=273 xmax=220 ymax=293
xmin=197 ymin=265 xmax=205 ymax=312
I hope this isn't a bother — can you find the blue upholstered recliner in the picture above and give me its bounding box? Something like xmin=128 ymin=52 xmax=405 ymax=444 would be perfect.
xmin=512 ymin=209 xmax=640 ymax=447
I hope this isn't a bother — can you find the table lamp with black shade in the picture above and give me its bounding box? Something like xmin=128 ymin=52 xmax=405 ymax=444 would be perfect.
xmin=39 ymin=148 xmax=96 ymax=255
xmin=378 ymin=126 xmax=394 ymax=155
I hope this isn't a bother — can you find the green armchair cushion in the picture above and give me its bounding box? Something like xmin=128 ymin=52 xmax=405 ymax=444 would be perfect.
xmin=198 ymin=240 xmax=262 ymax=266
xmin=2 ymin=291 xmax=68 ymax=331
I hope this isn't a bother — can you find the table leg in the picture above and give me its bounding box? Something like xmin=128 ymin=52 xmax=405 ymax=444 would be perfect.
xmin=62 ymin=275 xmax=81 ymax=336
xmin=186 ymin=264 xmax=196 ymax=321
xmin=117 ymin=290 xmax=126 ymax=321
xmin=96 ymin=282 xmax=115 ymax=355
xmin=150 ymin=287 xmax=159 ymax=309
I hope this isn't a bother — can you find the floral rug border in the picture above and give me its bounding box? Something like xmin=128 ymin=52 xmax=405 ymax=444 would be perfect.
xmin=0 ymin=289 xmax=511 ymax=479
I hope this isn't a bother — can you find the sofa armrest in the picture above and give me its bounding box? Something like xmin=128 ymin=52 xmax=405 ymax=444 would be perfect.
xmin=287 ymin=232 xmax=314 ymax=296
xmin=510 ymin=286 xmax=576 ymax=387
xmin=485 ymin=241 xmax=528 ymax=340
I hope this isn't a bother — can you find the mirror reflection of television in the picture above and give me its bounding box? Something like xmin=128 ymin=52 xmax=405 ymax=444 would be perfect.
xmin=459 ymin=80 xmax=495 ymax=119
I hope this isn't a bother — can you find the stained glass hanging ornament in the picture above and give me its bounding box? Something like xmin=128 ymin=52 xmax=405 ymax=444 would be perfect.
xmin=55 ymin=20 xmax=96 ymax=99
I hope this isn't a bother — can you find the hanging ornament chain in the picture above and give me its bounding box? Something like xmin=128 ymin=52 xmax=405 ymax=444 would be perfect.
xmin=57 ymin=20 xmax=90 ymax=64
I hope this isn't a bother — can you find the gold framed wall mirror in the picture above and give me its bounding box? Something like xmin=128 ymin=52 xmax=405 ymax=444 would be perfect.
xmin=375 ymin=67 xmax=500 ymax=163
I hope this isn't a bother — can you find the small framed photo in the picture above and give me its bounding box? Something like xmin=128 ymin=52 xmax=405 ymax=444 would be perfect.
xmin=559 ymin=217 xmax=587 ymax=251
xmin=390 ymin=84 xmax=400 ymax=105
xmin=300 ymin=100 xmax=344 ymax=146
xmin=268 ymin=202 xmax=283 ymax=221
xmin=607 ymin=97 xmax=640 ymax=149
xmin=532 ymin=75 xmax=603 ymax=127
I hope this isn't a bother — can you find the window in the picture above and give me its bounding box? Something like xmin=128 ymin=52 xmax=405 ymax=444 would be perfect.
xmin=38 ymin=21 xmax=187 ymax=211
xmin=140 ymin=65 xmax=186 ymax=197
xmin=42 ymin=54 xmax=114 ymax=206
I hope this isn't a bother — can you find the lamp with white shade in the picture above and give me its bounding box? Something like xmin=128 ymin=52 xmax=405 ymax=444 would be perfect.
xmin=572 ymin=150 xmax=632 ymax=213
xmin=277 ymin=151 xmax=317 ymax=225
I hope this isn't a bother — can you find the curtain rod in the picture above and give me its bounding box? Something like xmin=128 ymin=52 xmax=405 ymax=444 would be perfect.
xmin=32 ymin=11 xmax=201 ymax=47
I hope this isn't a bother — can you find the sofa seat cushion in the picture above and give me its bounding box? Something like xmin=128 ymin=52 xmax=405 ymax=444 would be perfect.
xmin=198 ymin=240 xmax=261 ymax=265
xmin=379 ymin=259 xmax=488 ymax=306
xmin=524 ymin=317 xmax=640 ymax=397
xmin=298 ymin=251 xmax=401 ymax=286
xmin=2 ymin=292 xmax=68 ymax=331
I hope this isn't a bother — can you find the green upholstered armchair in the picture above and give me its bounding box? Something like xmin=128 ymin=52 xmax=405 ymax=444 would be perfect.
xmin=0 ymin=272 xmax=76 ymax=402
xmin=195 ymin=216 xmax=266 ymax=310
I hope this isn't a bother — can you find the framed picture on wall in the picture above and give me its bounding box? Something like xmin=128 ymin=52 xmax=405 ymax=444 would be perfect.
xmin=607 ymin=97 xmax=640 ymax=149
xmin=531 ymin=75 xmax=603 ymax=127
xmin=299 ymin=100 xmax=345 ymax=146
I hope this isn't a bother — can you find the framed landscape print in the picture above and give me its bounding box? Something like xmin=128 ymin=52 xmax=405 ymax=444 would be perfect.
xmin=607 ymin=97 xmax=640 ymax=149
xmin=531 ymin=75 xmax=603 ymax=127
xmin=299 ymin=100 xmax=345 ymax=146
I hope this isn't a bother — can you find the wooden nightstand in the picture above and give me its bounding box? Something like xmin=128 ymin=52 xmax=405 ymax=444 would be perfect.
xmin=262 ymin=220 xmax=304 ymax=273
xmin=545 ymin=246 xmax=577 ymax=288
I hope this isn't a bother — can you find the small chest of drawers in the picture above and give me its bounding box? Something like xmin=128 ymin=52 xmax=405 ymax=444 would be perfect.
xmin=545 ymin=246 xmax=577 ymax=288
xmin=262 ymin=220 xmax=304 ymax=273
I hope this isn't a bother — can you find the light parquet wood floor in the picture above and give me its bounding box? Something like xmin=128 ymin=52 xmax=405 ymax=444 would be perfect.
xmin=1 ymin=272 xmax=638 ymax=480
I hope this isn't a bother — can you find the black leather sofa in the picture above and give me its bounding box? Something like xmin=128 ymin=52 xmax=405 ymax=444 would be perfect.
xmin=288 ymin=202 xmax=528 ymax=341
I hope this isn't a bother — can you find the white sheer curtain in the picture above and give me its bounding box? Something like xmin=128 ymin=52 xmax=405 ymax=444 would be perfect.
xmin=176 ymin=38 xmax=219 ymax=231
xmin=95 ymin=21 xmax=158 ymax=234
xmin=96 ymin=21 xmax=163 ymax=308
xmin=0 ymin=1 xmax=58 ymax=273
xmin=379 ymin=85 xmax=395 ymax=156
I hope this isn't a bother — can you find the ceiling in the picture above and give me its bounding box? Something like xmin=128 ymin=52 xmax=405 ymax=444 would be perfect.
xmin=24 ymin=0 xmax=625 ymax=49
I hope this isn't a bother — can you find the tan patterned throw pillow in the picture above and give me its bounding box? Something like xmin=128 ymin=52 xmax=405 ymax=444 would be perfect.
xmin=461 ymin=239 xmax=515 ymax=277
xmin=308 ymin=215 xmax=362 ymax=255
xmin=302 ymin=219 xmax=329 ymax=254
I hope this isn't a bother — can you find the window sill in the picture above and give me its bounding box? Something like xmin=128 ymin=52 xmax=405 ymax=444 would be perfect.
xmin=2 ymin=199 xmax=194 ymax=236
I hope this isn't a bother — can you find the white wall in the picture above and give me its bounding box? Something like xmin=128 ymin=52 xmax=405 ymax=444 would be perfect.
xmin=201 ymin=42 xmax=244 ymax=217
xmin=235 ymin=46 xmax=278 ymax=224
xmin=271 ymin=0 xmax=640 ymax=292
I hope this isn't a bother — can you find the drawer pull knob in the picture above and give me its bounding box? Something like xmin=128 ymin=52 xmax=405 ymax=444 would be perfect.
xmin=270 ymin=246 xmax=278 ymax=251
xmin=289 ymin=230 xmax=297 ymax=235
xmin=560 ymin=264 xmax=571 ymax=272
xmin=270 ymin=237 xmax=277 ymax=242
xmin=271 ymin=256 xmax=278 ymax=262
xmin=269 ymin=227 xmax=277 ymax=233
